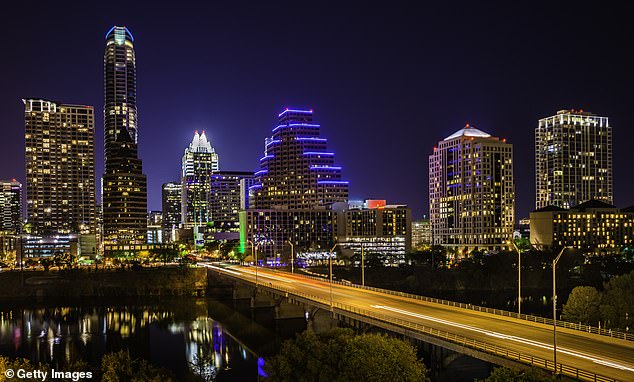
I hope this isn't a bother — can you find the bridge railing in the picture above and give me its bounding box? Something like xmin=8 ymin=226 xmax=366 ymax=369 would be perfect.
xmin=292 ymin=270 xmax=633 ymax=342
xmin=328 ymin=302 xmax=618 ymax=382
xmin=220 ymin=269 xmax=618 ymax=382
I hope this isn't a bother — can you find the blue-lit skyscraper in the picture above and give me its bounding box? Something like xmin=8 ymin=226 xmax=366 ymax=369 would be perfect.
xmin=102 ymin=26 xmax=147 ymax=244
xmin=250 ymin=109 xmax=348 ymax=209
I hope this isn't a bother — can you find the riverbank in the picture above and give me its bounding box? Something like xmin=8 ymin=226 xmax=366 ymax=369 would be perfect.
xmin=0 ymin=267 xmax=207 ymax=298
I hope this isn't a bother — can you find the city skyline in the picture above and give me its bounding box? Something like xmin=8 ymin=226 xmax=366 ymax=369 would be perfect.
xmin=2 ymin=2 xmax=634 ymax=220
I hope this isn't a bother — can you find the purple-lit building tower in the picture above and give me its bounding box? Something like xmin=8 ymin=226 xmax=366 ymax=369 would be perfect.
xmin=241 ymin=109 xmax=348 ymax=257
xmin=250 ymin=109 xmax=348 ymax=209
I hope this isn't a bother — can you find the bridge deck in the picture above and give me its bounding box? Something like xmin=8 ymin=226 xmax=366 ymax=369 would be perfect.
xmin=203 ymin=263 xmax=634 ymax=382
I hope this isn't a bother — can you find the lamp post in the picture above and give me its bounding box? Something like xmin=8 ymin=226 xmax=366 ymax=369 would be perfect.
xmin=286 ymin=240 xmax=294 ymax=274
xmin=329 ymin=243 xmax=339 ymax=310
xmin=217 ymin=242 xmax=224 ymax=260
xmin=552 ymin=246 xmax=572 ymax=374
xmin=247 ymin=240 xmax=258 ymax=287
xmin=510 ymin=240 xmax=522 ymax=316
xmin=361 ymin=243 xmax=365 ymax=286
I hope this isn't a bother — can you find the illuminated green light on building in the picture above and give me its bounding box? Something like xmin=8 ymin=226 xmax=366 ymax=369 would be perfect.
xmin=239 ymin=211 xmax=247 ymax=254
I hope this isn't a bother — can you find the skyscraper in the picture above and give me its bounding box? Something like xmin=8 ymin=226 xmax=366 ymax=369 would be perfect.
xmin=429 ymin=124 xmax=514 ymax=254
xmin=209 ymin=171 xmax=253 ymax=234
xmin=0 ymin=180 xmax=22 ymax=234
xmin=251 ymin=109 xmax=348 ymax=209
xmin=535 ymin=109 xmax=612 ymax=209
xmin=23 ymin=99 xmax=96 ymax=235
xmin=161 ymin=182 xmax=181 ymax=241
xmin=102 ymin=26 xmax=148 ymax=244
xmin=181 ymin=131 xmax=219 ymax=232
xmin=241 ymin=108 xmax=347 ymax=256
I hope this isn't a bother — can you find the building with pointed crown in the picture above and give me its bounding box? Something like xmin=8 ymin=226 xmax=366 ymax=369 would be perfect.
xmin=181 ymin=130 xmax=219 ymax=241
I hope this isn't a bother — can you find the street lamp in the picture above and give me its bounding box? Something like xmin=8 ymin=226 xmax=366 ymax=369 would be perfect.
xmin=510 ymin=240 xmax=522 ymax=316
xmin=247 ymin=240 xmax=259 ymax=287
xmin=329 ymin=243 xmax=339 ymax=310
xmin=552 ymin=246 xmax=573 ymax=374
xmin=217 ymin=242 xmax=224 ymax=259
xmin=285 ymin=240 xmax=294 ymax=274
xmin=360 ymin=243 xmax=365 ymax=287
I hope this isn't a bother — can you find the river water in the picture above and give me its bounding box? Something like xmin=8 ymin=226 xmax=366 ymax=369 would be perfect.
xmin=0 ymin=298 xmax=306 ymax=381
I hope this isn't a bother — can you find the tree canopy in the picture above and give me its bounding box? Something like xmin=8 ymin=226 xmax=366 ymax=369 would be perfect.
xmin=600 ymin=269 xmax=634 ymax=330
xmin=265 ymin=328 xmax=428 ymax=382
xmin=479 ymin=366 xmax=559 ymax=381
xmin=562 ymin=286 xmax=601 ymax=325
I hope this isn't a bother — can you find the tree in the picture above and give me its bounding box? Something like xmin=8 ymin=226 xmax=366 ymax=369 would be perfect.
xmin=339 ymin=333 xmax=428 ymax=382
xmin=101 ymin=350 xmax=175 ymax=382
xmin=600 ymin=270 xmax=634 ymax=330
xmin=562 ymin=286 xmax=601 ymax=325
xmin=265 ymin=328 xmax=428 ymax=382
xmin=40 ymin=257 xmax=54 ymax=271
xmin=0 ymin=356 xmax=50 ymax=381
xmin=479 ymin=366 xmax=556 ymax=381
xmin=150 ymin=247 xmax=179 ymax=265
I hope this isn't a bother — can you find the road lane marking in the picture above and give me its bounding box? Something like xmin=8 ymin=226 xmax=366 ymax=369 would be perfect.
xmin=371 ymin=305 xmax=634 ymax=373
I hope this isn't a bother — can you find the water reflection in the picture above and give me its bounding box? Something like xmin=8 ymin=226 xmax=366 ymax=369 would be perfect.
xmin=0 ymin=300 xmax=259 ymax=380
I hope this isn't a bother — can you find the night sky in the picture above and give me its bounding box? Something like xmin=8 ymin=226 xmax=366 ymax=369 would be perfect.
xmin=2 ymin=1 xmax=633 ymax=219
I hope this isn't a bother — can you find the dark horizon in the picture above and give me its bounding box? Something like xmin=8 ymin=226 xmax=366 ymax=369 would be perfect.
xmin=2 ymin=1 xmax=633 ymax=219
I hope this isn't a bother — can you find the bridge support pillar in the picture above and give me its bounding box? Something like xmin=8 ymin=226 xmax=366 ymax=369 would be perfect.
xmin=251 ymin=294 xmax=275 ymax=308
xmin=274 ymin=298 xmax=306 ymax=320
xmin=306 ymin=308 xmax=338 ymax=333
xmin=232 ymin=284 xmax=253 ymax=300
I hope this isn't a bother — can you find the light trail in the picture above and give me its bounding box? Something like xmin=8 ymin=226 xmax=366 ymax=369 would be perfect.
xmin=220 ymin=265 xmax=296 ymax=284
xmin=199 ymin=263 xmax=242 ymax=276
xmin=371 ymin=305 xmax=634 ymax=373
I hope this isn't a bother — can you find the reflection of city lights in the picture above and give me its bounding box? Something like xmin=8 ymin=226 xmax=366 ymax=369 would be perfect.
xmin=0 ymin=304 xmax=254 ymax=378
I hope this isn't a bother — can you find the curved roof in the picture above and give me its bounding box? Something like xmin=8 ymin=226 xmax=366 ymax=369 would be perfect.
xmin=444 ymin=124 xmax=491 ymax=141
xmin=105 ymin=26 xmax=134 ymax=43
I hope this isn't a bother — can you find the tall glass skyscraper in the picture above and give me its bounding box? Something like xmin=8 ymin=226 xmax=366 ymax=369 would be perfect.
xmin=535 ymin=109 xmax=613 ymax=209
xmin=250 ymin=109 xmax=348 ymax=209
xmin=102 ymin=26 xmax=148 ymax=244
xmin=181 ymin=131 xmax=219 ymax=234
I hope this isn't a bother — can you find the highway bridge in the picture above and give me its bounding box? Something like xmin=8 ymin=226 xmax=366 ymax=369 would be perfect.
xmin=202 ymin=263 xmax=634 ymax=382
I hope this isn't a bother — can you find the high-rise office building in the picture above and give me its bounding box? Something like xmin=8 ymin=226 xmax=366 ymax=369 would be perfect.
xmin=162 ymin=182 xmax=181 ymax=241
xmin=209 ymin=171 xmax=253 ymax=233
xmin=181 ymin=130 xmax=219 ymax=232
xmin=102 ymin=26 xmax=148 ymax=244
xmin=242 ymin=108 xmax=348 ymax=256
xmin=250 ymin=109 xmax=348 ymax=209
xmin=0 ymin=180 xmax=22 ymax=234
xmin=411 ymin=219 xmax=432 ymax=249
xmin=535 ymin=109 xmax=612 ymax=209
xmin=24 ymin=99 xmax=96 ymax=235
xmin=240 ymin=177 xmax=257 ymax=210
xmin=334 ymin=200 xmax=412 ymax=258
xmin=147 ymin=210 xmax=163 ymax=244
xmin=429 ymin=124 xmax=514 ymax=254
